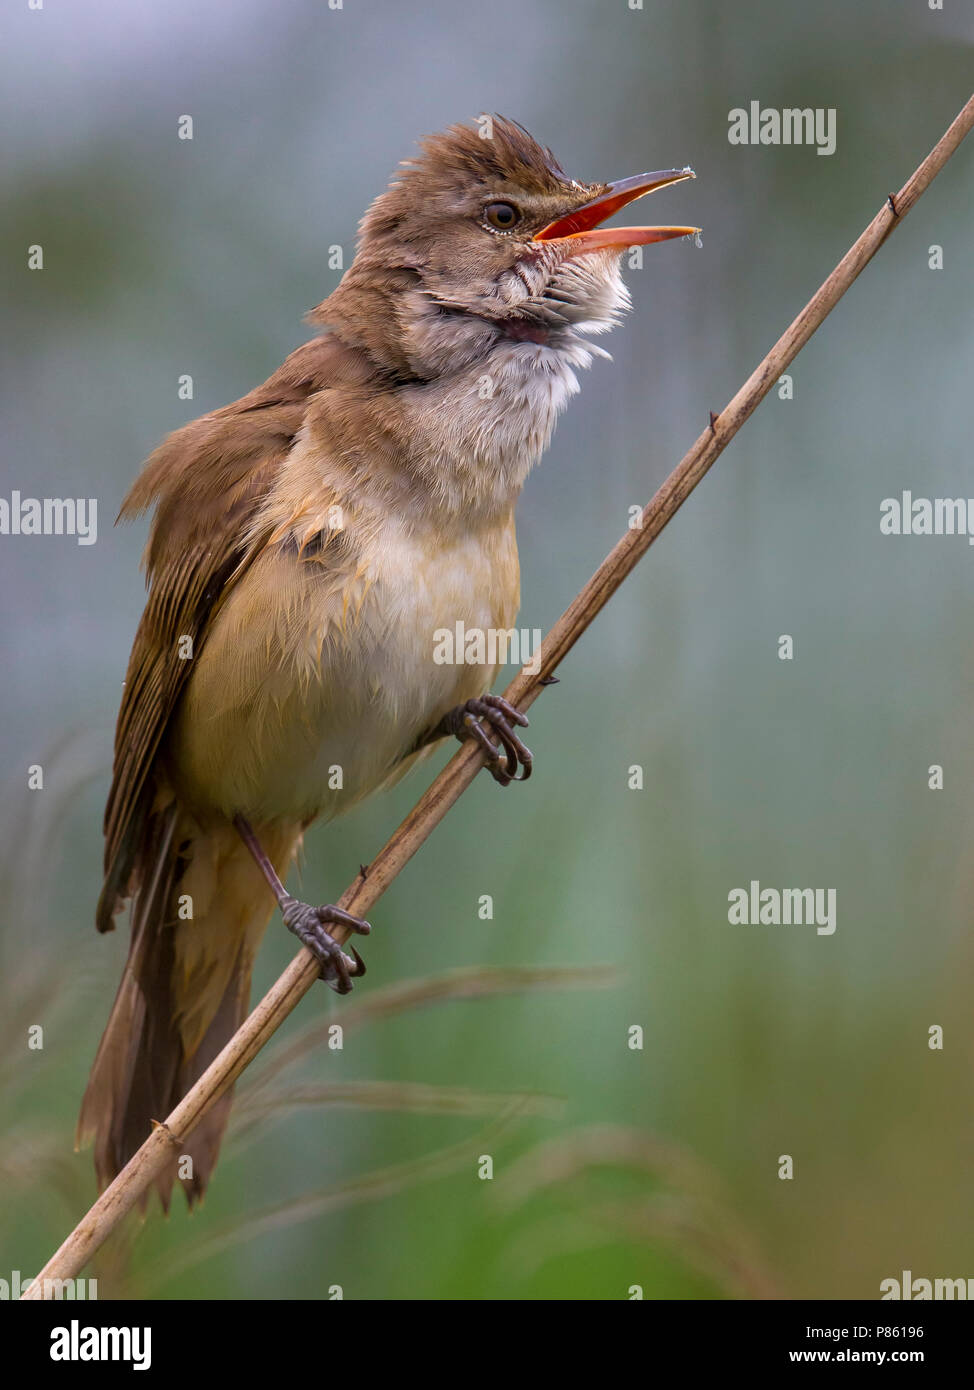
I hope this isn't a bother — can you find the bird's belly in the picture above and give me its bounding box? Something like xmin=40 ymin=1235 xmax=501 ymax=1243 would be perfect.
xmin=171 ymin=515 xmax=519 ymax=823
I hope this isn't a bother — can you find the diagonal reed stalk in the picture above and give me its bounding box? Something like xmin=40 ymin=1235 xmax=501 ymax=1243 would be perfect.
xmin=22 ymin=91 xmax=974 ymax=1296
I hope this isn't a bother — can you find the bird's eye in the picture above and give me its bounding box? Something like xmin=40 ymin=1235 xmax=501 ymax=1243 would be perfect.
xmin=484 ymin=201 xmax=520 ymax=232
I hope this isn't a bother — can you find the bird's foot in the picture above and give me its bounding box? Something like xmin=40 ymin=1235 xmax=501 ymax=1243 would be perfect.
xmin=281 ymin=897 xmax=370 ymax=994
xmin=443 ymin=694 xmax=532 ymax=786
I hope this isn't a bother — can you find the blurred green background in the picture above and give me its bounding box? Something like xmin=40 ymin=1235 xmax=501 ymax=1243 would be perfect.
xmin=2 ymin=0 xmax=973 ymax=1300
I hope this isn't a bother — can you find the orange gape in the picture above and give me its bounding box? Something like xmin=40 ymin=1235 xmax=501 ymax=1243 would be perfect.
xmin=78 ymin=117 xmax=697 ymax=1207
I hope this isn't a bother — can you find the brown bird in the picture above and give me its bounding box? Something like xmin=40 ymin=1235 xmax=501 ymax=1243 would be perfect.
xmin=78 ymin=116 xmax=697 ymax=1207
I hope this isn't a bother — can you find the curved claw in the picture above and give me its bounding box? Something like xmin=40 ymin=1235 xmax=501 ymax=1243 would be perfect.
xmin=282 ymin=897 xmax=369 ymax=994
xmin=492 ymin=721 xmax=532 ymax=782
xmin=478 ymin=698 xmax=532 ymax=783
xmin=322 ymin=943 xmax=366 ymax=994
xmin=453 ymin=694 xmax=533 ymax=785
xmin=460 ymin=712 xmax=512 ymax=782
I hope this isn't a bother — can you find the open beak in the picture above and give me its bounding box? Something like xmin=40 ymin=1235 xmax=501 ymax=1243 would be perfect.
xmin=533 ymin=167 xmax=699 ymax=253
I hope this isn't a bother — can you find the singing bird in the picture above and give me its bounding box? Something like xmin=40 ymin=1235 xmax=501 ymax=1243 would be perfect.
xmin=79 ymin=117 xmax=697 ymax=1206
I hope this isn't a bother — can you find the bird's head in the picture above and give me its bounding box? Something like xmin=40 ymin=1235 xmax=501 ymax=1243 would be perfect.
xmin=314 ymin=116 xmax=698 ymax=381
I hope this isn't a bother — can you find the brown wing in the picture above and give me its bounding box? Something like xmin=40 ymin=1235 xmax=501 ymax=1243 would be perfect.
xmin=97 ymin=335 xmax=352 ymax=932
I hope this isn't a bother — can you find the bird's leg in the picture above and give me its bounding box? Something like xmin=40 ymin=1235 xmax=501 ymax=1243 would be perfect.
xmin=424 ymin=694 xmax=532 ymax=786
xmin=232 ymin=814 xmax=370 ymax=994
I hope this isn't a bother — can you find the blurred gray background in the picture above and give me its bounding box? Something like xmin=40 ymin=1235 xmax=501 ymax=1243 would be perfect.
xmin=1 ymin=0 xmax=973 ymax=1299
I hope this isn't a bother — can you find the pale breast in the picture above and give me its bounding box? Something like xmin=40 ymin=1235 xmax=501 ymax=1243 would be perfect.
xmin=170 ymin=508 xmax=520 ymax=824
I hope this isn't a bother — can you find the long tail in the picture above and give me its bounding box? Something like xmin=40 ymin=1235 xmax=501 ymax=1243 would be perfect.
xmin=78 ymin=811 xmax=300 ymax=1209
